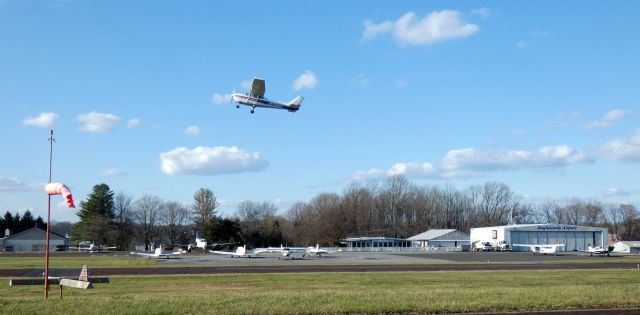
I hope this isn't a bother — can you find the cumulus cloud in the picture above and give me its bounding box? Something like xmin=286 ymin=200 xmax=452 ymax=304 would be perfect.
xmin=601 ymin=130 xmax=640 ymax=162
xmin=363 ymin=10 xmax=479 ymax=47
xmin=23 ymin=112 xmax=59 ymax=128
xmin=211 ymin=93 xmax=232 ymax=105
xmin=160 ymin=146 xmax=269 ymax=176
xmin=516 ymin=40 xmax=528 ymax=49
xmin=0 ymin=177 xmax=40 ymax=192
xmin=127 ymin=118 xmax=140 ymax=128
xmin=353 ymin=145 xmax=592 ymax=181
xmin=470 ymin=8 xmax=491 ymax=18
xmin=76 ymin=112 xmax=121 ymax=133
xmin=293 ymin=70 xmax=318 ymax=91
xmin=102 ymin=168 xmax=124 ymax=177
xmin=606 ymin=187 xmax=630 ymax=197
xmin=584 ymin=109 xmax=631 ymax=130
xmin=184 ymin=125 xmax=201 ymax=136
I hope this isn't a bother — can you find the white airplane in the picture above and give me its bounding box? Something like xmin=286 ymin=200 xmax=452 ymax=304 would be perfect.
xmin=513 ymin=244 xmax=565 ymax=255
xmin=585 ymin=245 xmax=611 ymax=256
xmin=209 ymin=245 xmax=268 ymax=258
xmin=131 ymin=246 xmax=186 ymax=259
xmin=231 ymin=78 xmax=304 ymax=114
xmin=69 ymin=242 xmax=116 ymax=253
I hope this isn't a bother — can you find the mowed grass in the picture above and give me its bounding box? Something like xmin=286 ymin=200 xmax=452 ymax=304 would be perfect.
xmin=1 ymin=270 xmax=640 ymax=314
xmin=0 ymin=256 xmax=155 ymax=268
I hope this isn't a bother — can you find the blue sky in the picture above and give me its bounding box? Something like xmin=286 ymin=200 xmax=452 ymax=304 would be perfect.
xmin=1 ymin=1 xmax=639 ymax=222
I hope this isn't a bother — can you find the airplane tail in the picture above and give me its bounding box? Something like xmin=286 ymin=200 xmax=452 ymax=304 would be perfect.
xmin=287 ymin=96 xmax=304 ymax=112
xmin=237 ymin=245 xmax=246 ymax=255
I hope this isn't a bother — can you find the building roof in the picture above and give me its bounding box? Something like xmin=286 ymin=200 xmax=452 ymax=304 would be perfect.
xmin=343 ymin=236 xmax=408 ymax=242
xmin=4 ymin=227 xmax=67 ymax=241
xmin=407 ymin=229 xmax=467 ymax=241
xmin=617 ymin=241 xmax=640 ymax=248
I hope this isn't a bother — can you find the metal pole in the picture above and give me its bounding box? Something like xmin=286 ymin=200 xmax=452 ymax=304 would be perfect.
xmin=44 ymin=129 xmax=54 ymax=299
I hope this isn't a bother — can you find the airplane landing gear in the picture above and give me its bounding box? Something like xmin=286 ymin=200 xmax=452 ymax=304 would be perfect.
xmin=250 ymin=109 xmax=255 ymax=114
xmin=236 ymin=105 xmax=240 ymax=109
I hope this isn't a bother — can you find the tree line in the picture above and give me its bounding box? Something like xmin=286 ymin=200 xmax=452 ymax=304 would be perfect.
xmin=0 ymin=210 xmax=46 ymax=237
xmin=46 ymin=177 xmax=640 ymax=250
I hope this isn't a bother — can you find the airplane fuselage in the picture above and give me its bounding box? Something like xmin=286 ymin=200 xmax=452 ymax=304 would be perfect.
xmin=232 ymin=93 xmax=296 ymax=111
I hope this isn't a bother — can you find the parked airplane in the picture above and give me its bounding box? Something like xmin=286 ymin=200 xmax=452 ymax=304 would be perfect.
xmin=585 ymin=245 xmax=611 ymax=257
xmin=513 ymin=244 xmax=565 ymax=255
xmin=264 ymin=244 xmax=341 ymax=258
xmin=131 ymin=246 xmax=186 ymax=259
xmin=231 ymin=78 xmax=304 ymax=114
xmin=69 ymin=242 xmax=116 ymax=253
xmin=209 ymin=245 xmax=267 ymax=258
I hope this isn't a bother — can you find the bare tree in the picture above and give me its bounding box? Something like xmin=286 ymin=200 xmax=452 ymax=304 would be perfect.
xmin=192 ymin=188 xmax=219 ymax=232
xmin=113 ymin=192 xmax=134 ymax=250
xmin=620 ymin=204 xmax=640 ymax=239
xmin=161 ymin=201 xmax=189 ymax=246
xmin=134 ymin=195 xmax=163 ymax=250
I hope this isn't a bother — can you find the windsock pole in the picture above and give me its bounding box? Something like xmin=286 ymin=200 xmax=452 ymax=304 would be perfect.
xmin=44 ymin=129 xmax=54 ymax=299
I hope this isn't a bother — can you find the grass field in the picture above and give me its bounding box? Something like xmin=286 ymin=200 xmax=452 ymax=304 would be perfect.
xmin=1 ymin=270 xmax=639 ymax=314
xmin=0 ymin=256 xmax=156 ymax=268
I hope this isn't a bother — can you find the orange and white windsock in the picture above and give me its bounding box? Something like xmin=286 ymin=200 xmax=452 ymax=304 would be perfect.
xmin=45 ymin=183 xmax=75 ymax=208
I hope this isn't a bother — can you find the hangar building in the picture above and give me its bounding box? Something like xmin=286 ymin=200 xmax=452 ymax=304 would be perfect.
xmin=2 ymin=227 xmax=68 ymax=252
xmin=470 ymin=224 xmax=608 ymax=252
xmin=407 ymin=229 xmax=470 ymax=249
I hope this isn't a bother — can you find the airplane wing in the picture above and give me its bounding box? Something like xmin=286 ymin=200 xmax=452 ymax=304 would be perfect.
xmin=131 ymin=251 xmax=156 ymax=257
xmin=209 ymin=250 xmax=237 ymax=256
xmin=249 ymin=78 xmax=265 ymax=98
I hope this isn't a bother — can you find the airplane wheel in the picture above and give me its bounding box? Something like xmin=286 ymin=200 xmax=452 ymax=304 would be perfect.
xmin=250 ymin=110 xmax=255 ymax=114
xmin=236 ymin=105 xmax=240 ymax=108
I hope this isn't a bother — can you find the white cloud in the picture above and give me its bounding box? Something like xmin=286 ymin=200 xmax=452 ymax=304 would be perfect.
xmin=76 ymin=112 xmax=121 ymax=133
xmin=102 ymin=168 xmax=124 ymax=177
xmin=363 ymin=10 xmax=479 ymax=47
xmin=184 ymin=125 xmax=201 ymax=136
xmin=23 ymin=112 xmax=59 ymax=128
xmin=516 ymin=40 xmax=528 ymax=49
xmin=160 ymin=146 xmax=269 ymax=176
xmin=606 ymin=187 xmax=630 ymax=197
xmin=470 ymin=8 xmax=491 ymax=18
xmin=240 ymin=80 xmax=252 ymax=90
xmin=394 ymin=79 xmax=409 ymax=88
xmin=0 ymin=177 xmax=40 ymax=192
xmin=584 ymin=109 xmax=631 ymax=130
xmin=601 ymin=130 xmax=640 ymax=162
xmin=292 ymin=70 xmax=318 ymax=91
xmin=211 ymin=93 xmax=232 ymax=105
xmin=356 ymin=73 xmax=371 ymax=87
xmin=353 ymin=145 xmax=592 ymax=181
xmin=127 ymin=118 xmax=140 ymax=128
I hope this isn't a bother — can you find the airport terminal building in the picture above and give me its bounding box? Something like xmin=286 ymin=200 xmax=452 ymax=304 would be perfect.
xmin=470 ymin=224 xmax=608 ymax=252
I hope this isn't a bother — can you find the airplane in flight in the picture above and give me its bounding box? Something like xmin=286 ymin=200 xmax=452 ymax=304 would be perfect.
xmin=231 ymin=78 xmax=304 ymax=114
xmin=513 ymin=244 xmax=565 ymax=255
xmin=131 ymin=246 xmax=186 ymax=259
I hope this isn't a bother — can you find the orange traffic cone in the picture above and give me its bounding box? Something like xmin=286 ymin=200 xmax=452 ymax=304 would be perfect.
xmin=79 ymin=265 xmax=88 ymax=281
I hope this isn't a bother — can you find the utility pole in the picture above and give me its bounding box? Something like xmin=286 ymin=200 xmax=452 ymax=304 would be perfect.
xmin=44 ymin=129 xmax=55 ymax=299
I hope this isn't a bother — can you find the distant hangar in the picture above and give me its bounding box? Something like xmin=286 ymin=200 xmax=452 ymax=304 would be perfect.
xmin=470 ymin=224 xmax=608 ymax=252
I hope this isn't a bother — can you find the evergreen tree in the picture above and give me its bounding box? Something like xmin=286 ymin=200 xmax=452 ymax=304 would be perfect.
xmin=72 ymin=183 xmax=116 ymax=244
xmin=19 ymin=210 xmax=35 ymax=230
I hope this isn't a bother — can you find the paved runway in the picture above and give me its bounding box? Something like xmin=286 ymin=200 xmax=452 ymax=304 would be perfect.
xmin=1 ymin=251 xmax=638 ymax=277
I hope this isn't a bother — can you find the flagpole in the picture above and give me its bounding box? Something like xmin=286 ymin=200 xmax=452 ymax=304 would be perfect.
xmin=44 ymin=129 xmax=54 ymax=299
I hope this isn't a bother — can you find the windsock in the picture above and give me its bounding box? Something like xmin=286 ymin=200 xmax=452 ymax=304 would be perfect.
xmin=45 ymin=182 xmax=75 ymax=208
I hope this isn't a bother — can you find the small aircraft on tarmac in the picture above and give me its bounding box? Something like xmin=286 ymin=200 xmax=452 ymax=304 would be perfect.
xmin=231 ymin=78 xmax=304 ymax=114
xmin=209 ymin=245 xmax=268 ymax=258
xmin=584 ymin=245 xmax=611 ymax=257
xmin=131 ymin=246 xmax=187 ymax=259
xmin=69 ymin=242 xmax=116 ymax=253
xmin=259 ymin=244 xmax=341 ymax=258
xmin=513 ymin=244 xmax=565 ymax=255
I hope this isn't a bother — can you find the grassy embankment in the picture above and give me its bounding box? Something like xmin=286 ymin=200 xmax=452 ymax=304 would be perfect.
xmin=1 ymin=269 xmax=639 ymax=314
